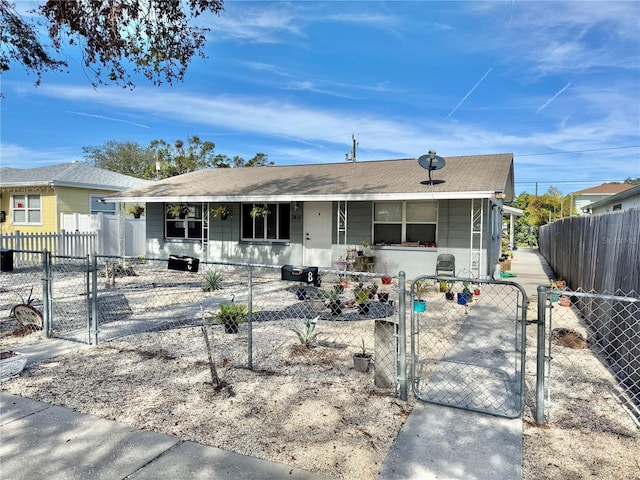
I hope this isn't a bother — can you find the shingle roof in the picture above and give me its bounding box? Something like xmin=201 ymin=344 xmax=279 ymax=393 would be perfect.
xmin=0 ymin=162 xmax=150 ymax=190
xmin=573 ymin=182 xmax=635 ymax=195
xmin=586 ymin=184 xmax=640 ymax=209
xmin=107 ymin=153 xmax=515 ymax=203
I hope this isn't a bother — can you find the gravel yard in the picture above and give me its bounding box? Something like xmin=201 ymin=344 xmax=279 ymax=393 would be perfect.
xmin=2 ymin=272 xmax=639 ymax=479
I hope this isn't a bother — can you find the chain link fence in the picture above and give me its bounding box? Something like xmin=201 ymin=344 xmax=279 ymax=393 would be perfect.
xmin=0 ymin=250 xmax=47 ymax=343
xmin=6 ymin=250 xmax=638 ymax=425
xmin=77 ymin=256 xmax=403 ymax=395
xmin=537 ymin=287 xmax=640 ymax=423
xmin=410 ymin=275 xmax=528 ymax=418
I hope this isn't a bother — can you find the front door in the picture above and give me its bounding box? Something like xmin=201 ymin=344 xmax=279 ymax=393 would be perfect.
xmin=303 ymin=202 xmax=333 ymax=267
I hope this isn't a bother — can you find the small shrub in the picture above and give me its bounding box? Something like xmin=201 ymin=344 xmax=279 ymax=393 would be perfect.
xmin=203 ymin=270 xmax=224 ymax=292
xmin=291 ymin=316 xmax=319 ymax=348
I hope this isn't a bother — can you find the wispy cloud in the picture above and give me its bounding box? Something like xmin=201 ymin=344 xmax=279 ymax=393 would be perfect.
xmin=240 ymin=61 xmax=394 ymax=96
xmin=212 ymin=6 xmax=302 ymax=43
xmin=283 ymin=81 xmax=361 ymax=99
xmin=536 ymin=83 xmax=571 ymax=114
xmin=447 ymin=65 xmax=494 ymax=118
xmin=0 ymin=143 xmax=83 ymax=168
xmin=68 ymin=111 xmax=149 ymax=128
xmin=481 ymin=2 xmax=640 ymax=75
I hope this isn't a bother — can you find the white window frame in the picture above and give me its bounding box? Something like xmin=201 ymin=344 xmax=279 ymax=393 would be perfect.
xmin=241 ymin=203 xmax=291 ymax=242
xmin=12 ymin=193 xmax=42 ymax=225
xmin=373 ymin=200 xmax=438 ymax=245
xmin=164 ymin=203 xmax=203 ymax=240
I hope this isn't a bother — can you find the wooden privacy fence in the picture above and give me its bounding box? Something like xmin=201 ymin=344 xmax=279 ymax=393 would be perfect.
xmin=0 ymin=230 xmax=97 ymax=265
xmin=539 ymin=208 xmax=640 ymax=294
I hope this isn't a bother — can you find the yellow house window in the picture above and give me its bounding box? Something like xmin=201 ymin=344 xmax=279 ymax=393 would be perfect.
xmin=12 ymin=194 xmax=42 ymax=224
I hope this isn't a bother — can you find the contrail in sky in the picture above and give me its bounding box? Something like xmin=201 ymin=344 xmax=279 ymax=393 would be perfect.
xmin=447 ymin=65 xmax=494 ymax=118
xmin=68 ymin=111 xmax=149 ymax=128
xmin=536 ymin=82 xmax=571 ymax=113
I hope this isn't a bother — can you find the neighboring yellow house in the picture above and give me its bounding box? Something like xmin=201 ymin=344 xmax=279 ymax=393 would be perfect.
xmin=0 ymin=162 xmax=150 ymax=234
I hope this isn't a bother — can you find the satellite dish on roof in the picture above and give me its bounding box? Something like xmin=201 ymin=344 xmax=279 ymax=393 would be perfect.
xmin=418 ymin=150 xmax=446 ymax=185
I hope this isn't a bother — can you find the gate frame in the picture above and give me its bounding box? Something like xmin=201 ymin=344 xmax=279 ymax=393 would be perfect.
xmin=409 ymin=274 xmax=528 ymax=418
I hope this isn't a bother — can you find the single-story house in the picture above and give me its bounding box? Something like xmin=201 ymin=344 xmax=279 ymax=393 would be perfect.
xmin=0 ymin=162 xmax=150 ymax=234
xmin=105 ymin=153 xmax=516 ymax=279
xmin=573 ymin=182 xmax=635 ymax=215
xmin=586 ymin=184 xmax=640 ymax=215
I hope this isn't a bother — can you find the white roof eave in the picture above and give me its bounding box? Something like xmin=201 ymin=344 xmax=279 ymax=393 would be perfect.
xmin=104 ymin=191 xmax=501 ymax=203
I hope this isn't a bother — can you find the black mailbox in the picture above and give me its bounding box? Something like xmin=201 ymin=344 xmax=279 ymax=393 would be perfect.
xmin=281 ymin=265 xmax=319 ymax=286
xmin=168 ymin=255 xmax=200 ymax=273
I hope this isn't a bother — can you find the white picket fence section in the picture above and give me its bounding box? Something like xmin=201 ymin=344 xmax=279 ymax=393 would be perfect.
xmin=0 ymin=213 xmax=145 ymax=265
xmin=0 ymin=230 xmax=96 ymax=265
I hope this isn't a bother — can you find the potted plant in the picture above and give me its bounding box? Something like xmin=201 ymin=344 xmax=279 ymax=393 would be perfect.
xmin=445 ymin=283 xmax=455 ymax=301
xmin=353 ymin=339 xmax=372 ymax=373
xmin=127 ymin=204 xmax=145 ymax=218
xmin=414 ymin=279 xmax=428 ymax=312
xmin=311 ymin=292 xmax=327 ymax=313
xmin=327 ymin=289 xmax=343 ymax=316
xmin=214 ymin=302 xmax=248 ymax=334
xmin=0 ymin=350 xmax=27 ymax=381
xmin=357 ymin=240 xmax=369 ymax=256
xmin=295 ymin=286 xmax=309 ymax=300
xmin=168 ymin=204 xmax=190 ymax=219
xmin=211 ymin=205 xmax=232 ymax=220
xmin=355 ymin=286 xmax=370 ymax=315
xmin=462 ymin=281 xmax=473 ymax=303
xmin=250 ymin=204 xmax=271 ymax=218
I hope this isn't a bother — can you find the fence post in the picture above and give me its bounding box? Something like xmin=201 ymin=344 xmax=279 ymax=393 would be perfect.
xmin=90 ymin=253 xmax=99 ymax=345
xmin=398 ymin=271 xmax=407 ymax=401
xmin=41 ymin=250 xmax=51 ymax=338
xmin=247 ymin=264 xmax=253 ymax=370
xmin=535 ymin=285 xmax=547 ymax=424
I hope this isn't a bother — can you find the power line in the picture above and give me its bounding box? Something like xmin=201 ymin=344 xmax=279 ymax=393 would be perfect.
xmin=515 ymin=145 xmax=639 ymax=156
xmin=515 ymin=179 xmax=626 ymax=185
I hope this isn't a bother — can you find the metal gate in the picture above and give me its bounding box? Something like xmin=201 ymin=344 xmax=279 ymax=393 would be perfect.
xmin=47 ymin=255 xmax=92 ymax=343
xmin=410 ymin=275 xmax=528 ymax=418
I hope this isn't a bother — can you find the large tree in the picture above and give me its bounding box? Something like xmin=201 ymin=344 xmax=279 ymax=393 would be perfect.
xmin=1 ymin=0 xmax=224 ymax=88
xmin=83 ymin=140 xmax=156 ymax=178
xmin=83 ymin=137 xmax=272 ymax=179
xmin=509 ymin=187 xmax=580 ymax=247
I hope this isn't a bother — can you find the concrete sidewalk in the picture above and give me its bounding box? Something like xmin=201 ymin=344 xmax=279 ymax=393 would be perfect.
xmin=1 ymin=391 xmax=334 ymax=480
xmin=1 ymin=248 xmax=554 ymax=480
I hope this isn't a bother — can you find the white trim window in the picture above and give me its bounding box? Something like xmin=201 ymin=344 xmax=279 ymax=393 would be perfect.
xmin=90 ymin=195 xmax=116 ymax=215
xmin=165 ymin=203 xmax=203 ymax=239
xmin=12 ymin=193 xmax=42 ymax=225
xmin=373 ymin=200 xmax=437 ymax=246
xmin=241 ymin=203 xmax=291 ymax=241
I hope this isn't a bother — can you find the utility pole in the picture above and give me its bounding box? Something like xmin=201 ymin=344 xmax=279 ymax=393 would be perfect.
xmin=345 ymin=133 xmax=358 ymax=162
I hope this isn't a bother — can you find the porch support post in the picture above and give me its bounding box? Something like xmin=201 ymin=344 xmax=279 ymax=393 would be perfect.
xmin=509 ymin=212 xmax=515 ymax=249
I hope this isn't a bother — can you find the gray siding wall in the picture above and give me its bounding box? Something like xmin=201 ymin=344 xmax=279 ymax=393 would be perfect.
xmin=332 ymin=201 xmax=373 ymax=246
xmin=146 ymin=202 xmax=305 ymax=265
xmin=144 ymin=199 xmax=501 ymax=278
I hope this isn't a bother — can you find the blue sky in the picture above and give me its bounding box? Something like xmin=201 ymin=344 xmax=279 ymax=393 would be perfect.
xmin=1 ymin=0 xmax=639 ymax=196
